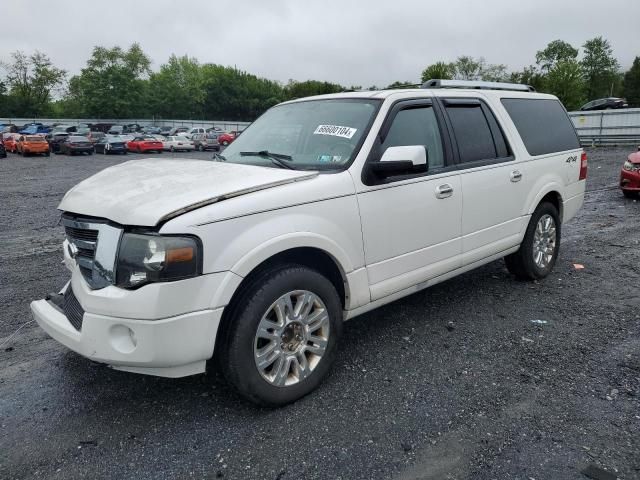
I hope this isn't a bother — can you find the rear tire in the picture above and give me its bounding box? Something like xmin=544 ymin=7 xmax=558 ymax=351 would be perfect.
xmin=622 ymin=189 xmax=638 ymax=199
xmin=505 ymin=202 xmax=561 ymax=280
xmin=218 ymin=264 xmax=343 ymax=407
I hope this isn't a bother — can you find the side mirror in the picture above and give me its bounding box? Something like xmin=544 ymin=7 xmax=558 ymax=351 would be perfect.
xmin=370 ymin=145 xmax=428 ymax=176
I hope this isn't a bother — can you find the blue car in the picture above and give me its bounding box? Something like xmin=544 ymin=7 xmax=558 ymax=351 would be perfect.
xmin=19 ymin=124 xmax=51 ymax=135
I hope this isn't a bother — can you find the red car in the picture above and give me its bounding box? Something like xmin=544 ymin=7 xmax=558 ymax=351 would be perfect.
xmin=127 ymin=136 xmax=164 ymax=154
xmin=218 ymin=132 xmax=236 ymax=146
xmin=3 ymin=133 xmax=18 ymax=153
xmin=621 ymin=146 xmax=640 ymax=198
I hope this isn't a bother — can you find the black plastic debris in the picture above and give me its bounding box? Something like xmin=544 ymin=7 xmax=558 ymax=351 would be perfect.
xmin=582 ymin=464 xmax=617 ymax=480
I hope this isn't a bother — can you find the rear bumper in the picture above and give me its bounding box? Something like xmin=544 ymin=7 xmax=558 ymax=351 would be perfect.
xmin=563 ymin=190 xmax=585 ymax=224
xmin=31 ymin=288 xmax=223 ymax=378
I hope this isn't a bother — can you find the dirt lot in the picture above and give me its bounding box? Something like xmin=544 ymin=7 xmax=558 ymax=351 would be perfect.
xmin=0 ymin=147 xmax=638 ymax=480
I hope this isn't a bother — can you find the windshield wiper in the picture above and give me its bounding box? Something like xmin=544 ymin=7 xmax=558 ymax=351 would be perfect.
xmin=240 ymin=150 xmax=295 ymax=170
xmin=212 ymin=152 xmax=227 ymax=162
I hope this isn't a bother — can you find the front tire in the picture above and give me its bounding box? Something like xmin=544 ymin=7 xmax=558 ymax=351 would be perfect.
xmin=218 ymin=265 xmax=343 ymax=407
xmin=622 ymin=189 xmax=638 ymax=199
xmin=505 ymin=202 xmax=561 ymax=280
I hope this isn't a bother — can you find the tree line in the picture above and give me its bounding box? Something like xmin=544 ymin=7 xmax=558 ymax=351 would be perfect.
xmin=0 ymin=37 xmax=638 ymax=121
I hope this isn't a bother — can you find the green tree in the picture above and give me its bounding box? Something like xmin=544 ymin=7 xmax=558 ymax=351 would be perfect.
xmin=581 ymin=36 xmax=619 ymax=100
xmin=536 ymin=40 xmax=578 ymax=72
xmin=421 ymin=61 xmax=455 ymax=82
xmin=148 ymin=55 xmax=205 ymax=119
xmin=282 ymin=79 xmax=345 ymax=99
xmin=623 ymin=56 xmax=640 ymax=107
xmin=201 ymin=65 xmax=283 ymax=120
xmin=453 ymin=56 xmax=483 ymax=80
xmin=546 ymin=59 xmax=585 ymax=110
xmin=509 ymin=65 xmax=546 ymax=91
xmin=481 ymin=63 xmax=508 ymax=82
xmin=386 ymin=81 xmax=417 ymax=89
xmin=2 ymin=51 xmax=66 ymax=116
xmin=68 ymin=44 xmax=152 ymax=118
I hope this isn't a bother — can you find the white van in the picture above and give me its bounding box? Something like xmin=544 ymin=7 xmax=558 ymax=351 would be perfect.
xmin=31 ymin=80 xmax=586 ymax=406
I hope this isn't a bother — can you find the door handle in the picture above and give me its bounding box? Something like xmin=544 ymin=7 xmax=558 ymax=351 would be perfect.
xmin=510 ymin=170 xmax=523 ymax=182
xmin=435 ymin=184 xmax=454 ymax=199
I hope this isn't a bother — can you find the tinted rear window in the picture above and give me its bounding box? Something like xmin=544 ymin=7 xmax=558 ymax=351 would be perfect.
xmin=501 ymin=98 xmax=580 ymax=156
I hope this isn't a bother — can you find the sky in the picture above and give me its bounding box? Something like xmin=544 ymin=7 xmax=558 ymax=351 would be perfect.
xmin=1 ymin=0 xmax=638 ymax=87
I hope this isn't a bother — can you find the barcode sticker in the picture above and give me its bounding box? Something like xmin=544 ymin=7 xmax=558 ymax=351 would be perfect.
xmin=313 ymin=125 xmax=357 ymax=139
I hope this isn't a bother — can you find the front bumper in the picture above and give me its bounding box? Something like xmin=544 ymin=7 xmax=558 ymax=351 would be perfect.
xmin=620 ymin=169 xmax=640 ymax=191
xmin=31 ymin=283 xmax=223 ymax=378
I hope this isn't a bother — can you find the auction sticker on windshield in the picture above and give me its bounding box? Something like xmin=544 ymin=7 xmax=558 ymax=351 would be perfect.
xmin=313 ymin=125 xmax=357 ymax=139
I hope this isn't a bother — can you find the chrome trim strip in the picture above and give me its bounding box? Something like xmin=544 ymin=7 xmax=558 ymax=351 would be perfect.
xmin=68 ymin=238 xmax=96 ymax=250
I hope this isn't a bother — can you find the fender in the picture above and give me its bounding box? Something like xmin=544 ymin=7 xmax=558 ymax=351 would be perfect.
xmin=524 ymin=180 xmax=564 ymax=220
xmin=230 ymin=232 xmax=354 ymax=278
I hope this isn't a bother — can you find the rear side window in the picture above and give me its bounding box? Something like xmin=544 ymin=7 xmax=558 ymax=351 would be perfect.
xmin=501 ymin=98 xmax=580 ymax=156
xmin=443 ymin=99 xmax=510 ymax=164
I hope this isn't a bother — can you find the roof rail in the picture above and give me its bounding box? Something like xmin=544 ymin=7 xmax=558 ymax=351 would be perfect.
xmin=422 ymin=79 xmax=535 ymax=93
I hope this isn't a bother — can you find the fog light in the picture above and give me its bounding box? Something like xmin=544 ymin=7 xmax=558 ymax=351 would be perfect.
xmin=109 ymin=324 xmax=137 ymax=354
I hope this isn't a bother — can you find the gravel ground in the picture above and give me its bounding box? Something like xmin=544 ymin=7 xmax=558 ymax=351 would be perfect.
xmin=0 ymin=147 xmax=638 ymax=480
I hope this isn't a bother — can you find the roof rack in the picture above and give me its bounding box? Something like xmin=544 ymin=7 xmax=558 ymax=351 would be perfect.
xmin=422 ymin=79 xmax=535 ymax=93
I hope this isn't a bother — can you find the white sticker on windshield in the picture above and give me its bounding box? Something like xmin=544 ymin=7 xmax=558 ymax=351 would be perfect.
xmin=313 ymin=125 xmax=357 ymax=139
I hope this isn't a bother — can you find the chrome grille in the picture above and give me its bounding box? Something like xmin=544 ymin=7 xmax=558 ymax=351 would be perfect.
xmin=63 ymin=286 xmax=84 ymax=331
xmin=61 ymin=214 xmax=122 ymax=290
xmin=65 ymin=226 xmax=99 ymax=242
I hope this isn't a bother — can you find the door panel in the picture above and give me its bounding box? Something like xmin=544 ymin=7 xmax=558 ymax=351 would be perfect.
xmin=460 ymin=163 xmax=529 ymax=258
xmin=358 ymin=174 xmax=462 ymax=300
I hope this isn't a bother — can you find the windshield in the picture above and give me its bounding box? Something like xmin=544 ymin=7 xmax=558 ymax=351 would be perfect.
xmin=221 ymin=99 xmax=380 ymax=170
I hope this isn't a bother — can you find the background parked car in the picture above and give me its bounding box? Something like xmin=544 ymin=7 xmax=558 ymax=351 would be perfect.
xmin=217 ymin=132 xmax=236 ymax=146
xmin=19 ymin=124 xmax=51 ymax=135
xmin=108 ymin=124 xmax=133 ymax=135
xmin=94 ymin=135 xmax=128 ymax=155
xmin=184 ymin=127 xmax=205 ymax=139
xmin=192 ymin=132 xmax=221 ymax=151
xmin=168 ymin=126 xmax=189 ymax=136
xmin=51 ymin=125 xmax=76 ymax=134
xmin=162 ymin=135 xmax=195 ymax=152
xmin=580 ymin=97 xmax=629 ymax=111
xmin=47 ymin=133 xmax=70 ymax=153
xmin=620 ymin=146 xmax=640 ymax=198
xmin=58 ymin=136 xmax=94 ymax=155
xmin=0 ymin=124 xmax=19 ymax=133
xmin=3 ymin=133 xmax=18 ymax=153
xmin=16 ymin=135 xmax=50 ymax=157
xmin=91 ymin=123 xmax=113 ymax=133
xmin=85 ymin=131 xmax=105 ymax=144
xmin=127 ymin=135 xmax=164 ymax=153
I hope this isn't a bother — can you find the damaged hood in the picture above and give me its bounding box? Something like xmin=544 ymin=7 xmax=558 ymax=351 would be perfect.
xmin=58 ymin=159 xmax=318 ymax=226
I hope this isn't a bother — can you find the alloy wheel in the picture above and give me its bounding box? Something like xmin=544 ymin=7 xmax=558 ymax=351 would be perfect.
xmin=254 ymin=290 xmax=330 ymax=387
xmin=533 ymin=214 xmax=557 ymax=269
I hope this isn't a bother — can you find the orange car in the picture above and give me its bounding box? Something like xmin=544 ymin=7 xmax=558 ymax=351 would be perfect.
xmin=16 ymin=135 xmax=50 ymax=157
xmin=3 ymin=133 xmax=18 ymax=153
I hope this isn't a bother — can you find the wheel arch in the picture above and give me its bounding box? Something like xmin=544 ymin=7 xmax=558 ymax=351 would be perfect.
xmin=528 ymin=185 xmax=564 ymax=222
xmin=229 ymin=239 xmax=352 ymax=312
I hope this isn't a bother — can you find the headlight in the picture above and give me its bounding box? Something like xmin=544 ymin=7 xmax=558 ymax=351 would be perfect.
xmin=115 ymin=233 xmax=202 ymax=288
xmin=623 ymin=161 xmax=640 ymax=172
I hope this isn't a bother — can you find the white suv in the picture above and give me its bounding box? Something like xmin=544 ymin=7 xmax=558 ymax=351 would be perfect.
xmin=31 ymin=80 xmax=586 ymax=406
